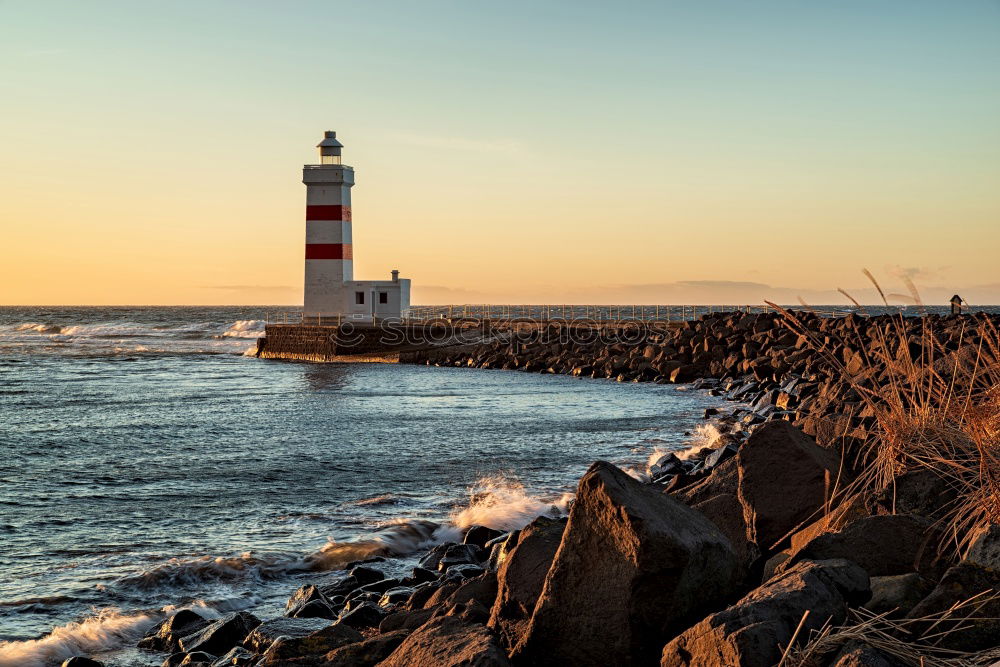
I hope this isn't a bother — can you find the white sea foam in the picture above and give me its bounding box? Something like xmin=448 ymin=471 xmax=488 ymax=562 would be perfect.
xmin=0 ymin=608 xmax=158 ymax=667
xmin=221 ymin=319 xmax=265 ymax=338
xmin=445 ymin=475 xmax=572 ymax=538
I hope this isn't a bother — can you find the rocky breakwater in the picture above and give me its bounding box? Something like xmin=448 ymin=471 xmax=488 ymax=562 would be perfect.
xmin=61 ymin=311 xmax=1000 ymax=666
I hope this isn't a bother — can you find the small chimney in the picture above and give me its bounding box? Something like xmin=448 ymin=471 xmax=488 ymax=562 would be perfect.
xmin=391 ymin=269 xmax=399 ymax=283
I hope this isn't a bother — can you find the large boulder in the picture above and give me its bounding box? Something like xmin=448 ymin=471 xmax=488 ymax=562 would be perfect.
xmin=829 ymin=640 xmax=905 ymax=667
xmin=322 ymin=629 xmax=411 ymax=666
xmin=661 ymin=559 xmax=870 ymax=667
xmin=179 ymin=612 xmax=261 ymax=657
xmin=379 ymin=616 xmax=510 ymax=667
xmin=511 ymin=461 xmax=739 ymax=666
xmin=737 ymin=421 xmax=841 ymax=551
xmin=691 ymin=493 xmax=759 ymax=577
xmin=487 ymin=516 xmax=566 ymax=647
xmin=780 ymin=515 xmax=945 ymax=579
xmin=965 ymin=522 xmax=1000 ymax=570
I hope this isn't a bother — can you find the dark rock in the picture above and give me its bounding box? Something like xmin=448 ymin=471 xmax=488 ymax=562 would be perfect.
xmin=409 ymin=566 xmax=440 ymax=584
xmin=829 ymin=640 xmax=906 ymax=667
xmin=512 ymin=461 xmax=739 ymax=666
xmin=965 ymin=522 xmax=1000 ymax=570
xmin=378 ymin=586 xmax=416 ymax=607
xmin=257 ymin=622 xmax=363 ymax=665
xmin=906 ymin=561 xmax=1000 ymax=650
xmin=380 ymin=616 xmax=510 ymax=667
xmin=661 ymin=559 xmax=870 ymax=667
xmin=177 ymin=652 xmax=216 ymax=666
xmin=209 ymin=646 xmax=255 ymax=666
xmin=438 ymin=544 xmax=484 ymax=572
xmin=487 ymin=514 xmax=565 ymax=648
xmin=463 ymin=525 xmax=503 ymax=549
xmin=872 ymin=469 xmax=957 ymax=519
xmin=337 ymin=600 xmax=387 ymax=630
xmin=691 ymin=493 xmax=759 ymax=578
xmin=379 ymin=606 xmax=437 ymax=633
xmin=444 ymin=563 xmax=485 ymax=580
xmin=864 ymin=573 xmax=934 ymax=616
xmin=285 ymin=584 xmax=329 ymax=616
xmin=60 ymin=658 xmax=104 ymax=667
xmin=291 ymin=598 xmax=337 ymax=619
xmin=139 ymin=609 xmax=210 ymax=652
xmin=323 ymin=629 xmax=410 ymax=666
xmin=782 ymin=514 xmax=945 ymax=579
xmin=418 ymin=543 xmax=454 ymax=571
xmin=243 ymin=616 xmax=331 ymax=653
xmin=737 ymin=420 xmax=841 ymax=551
xmin=179 ymin=611 xmax=260 ymax=657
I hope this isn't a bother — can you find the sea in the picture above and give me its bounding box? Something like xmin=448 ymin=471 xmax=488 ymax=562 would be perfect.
xmin=0 ymin=306 xmax=744 ymax=667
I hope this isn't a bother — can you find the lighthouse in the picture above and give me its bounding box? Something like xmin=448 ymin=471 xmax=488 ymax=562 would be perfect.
xmin=302 ymin=131 xmax=411 ymax=320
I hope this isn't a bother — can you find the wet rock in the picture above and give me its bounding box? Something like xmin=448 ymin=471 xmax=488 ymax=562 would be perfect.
xmin=419 ymin=543 xmax=456 ymax=571
xmin=285 ymin=584 xmax=330 ymax=616
xmin=318 ymin=566 xmax=384 ymax=599
xmin=337 ymin=600 xmax=387 ymax=630
xmin=378 ymin=586 xmax=416 ymax=607
xmin=444 ymin=563 xmax=486 ymax=580
xmin=323 ymin=629 xmax=411 ymax=666
xmin=179 ymin=611 xmax=260 ymax=657
xmin=438 ymin=544 xmax=484 ymax=572
xmin=463 ymin=525 xmax=503 ymax=548
xmin=291 ymin=598 xmax=338 ymax=619
xmin=178 ymin=653 xmax=216 ymax=667
xmin=737 ymin=420 xmax=841 ymax=552
xmin=781 ymin=514 xmax=944 ymax=579
xmin=410 ymin=565 xmax=440 ymax=584
xmin=661 ymin=559 xmax=870 ymax=667
xmin=380 ymin=616 xmax=510 ymax=667
xmin=864 ymin=573 xmax=933 ymax=616
xmin=257 ymin=622 xmax=363 ymax=665
xmin=209 ymin=646 xmax=255 ymax=666
xmin=139 ymin=609 xmax=211 ymax=652
xmin=60 ymin=658 xmax=104 ymax=667
xmin=243 ymin=616 xmax=331 ymax=653
xmin=512 ymin=461 xmax=738 ymax=666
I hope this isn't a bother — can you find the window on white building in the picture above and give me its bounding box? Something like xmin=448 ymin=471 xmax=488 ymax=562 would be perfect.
xmin=355 ymin=292 xmax=365 ymax=305
xmin=379 ymin=292 xmax=388 ymax=304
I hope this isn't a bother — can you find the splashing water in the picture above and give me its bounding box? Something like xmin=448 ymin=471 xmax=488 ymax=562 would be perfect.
xmin=446 ymin=475 xmax=573 ymax=538
xmin=0 ymin=608 xmax=158 ymax=667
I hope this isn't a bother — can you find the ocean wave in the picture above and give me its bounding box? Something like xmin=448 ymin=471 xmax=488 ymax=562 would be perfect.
xmin=114 ymin=476 xmax=569 ymax=593
xmin=0 ymin=608 xmax=158 ymax=667
xmin=220 ymin=320 xmax=265 ymax=338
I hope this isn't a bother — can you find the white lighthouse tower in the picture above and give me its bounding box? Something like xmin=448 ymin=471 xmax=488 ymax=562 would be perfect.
xmin=302 ymin=131 xmax=411 ymax=321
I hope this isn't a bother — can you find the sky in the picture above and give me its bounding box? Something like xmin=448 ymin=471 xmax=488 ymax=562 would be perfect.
xmin=1 ymin=1 xmax=998 ymax=306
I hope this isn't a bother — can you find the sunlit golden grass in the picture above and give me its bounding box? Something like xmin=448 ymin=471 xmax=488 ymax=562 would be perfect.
xmin=767 ymin=272 xmax=1000 ymax=560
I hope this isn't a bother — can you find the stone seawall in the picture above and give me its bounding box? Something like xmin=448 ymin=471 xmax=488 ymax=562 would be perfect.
xmin=256 ymin=322 xmax=483 ymax=362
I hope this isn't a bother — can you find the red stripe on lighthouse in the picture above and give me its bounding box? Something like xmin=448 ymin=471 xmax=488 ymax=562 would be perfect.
xmin=306 ymin=205 xmax=352 ymax=221
xmin=305 ymin=243 xmax=352 ymax=260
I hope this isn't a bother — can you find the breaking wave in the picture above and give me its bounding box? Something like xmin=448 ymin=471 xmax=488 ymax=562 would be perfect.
xmin=0 ymin=608 xmax=158 ymax=667
xmin=220 ymin=320 xmax=265 ymax=338
xmin=114 ymin=476 xmax=571 ymax=593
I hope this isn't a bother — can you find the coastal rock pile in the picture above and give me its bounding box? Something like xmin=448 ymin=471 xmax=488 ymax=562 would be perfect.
xmin=71 ymin=311 xmax=998 ymax=667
